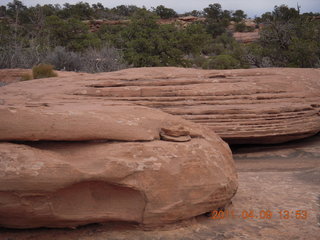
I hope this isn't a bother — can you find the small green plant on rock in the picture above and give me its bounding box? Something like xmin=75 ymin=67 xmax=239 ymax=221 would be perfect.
xmin=32 ymin=64 xmax=58 ymax=79
xmin=203 ymin=54 xmax=240 ymax=69
xmin=20 ymin=73 xmax=33 ymax=81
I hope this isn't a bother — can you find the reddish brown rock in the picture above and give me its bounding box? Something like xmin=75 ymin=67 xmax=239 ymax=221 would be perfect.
xmin=0 ymin=134 xmax=319 ymax=239
xmin=0 ymin=104 xmax=199 ymax=141
xmin=233 ymin=30 xmax=260 ymax=43
xmin=0 ymin=103 xmax=237 ymax=229
xmin=0 ymin=68 xmax=31 ymax=85
xmin=1 ymin=67 xmax=319 ymax=144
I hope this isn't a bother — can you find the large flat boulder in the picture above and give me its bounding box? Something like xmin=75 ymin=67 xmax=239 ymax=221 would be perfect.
xmin=75 ymin=68 xmax=320 ymax=144
xmin=0 ymin=104 xmax=201 ymax=141
xmin=2 ymin=67 xmax=319 ymax=144
xmin=0 ymin=103 xmax=237 ymax=229
xmin=1 ymin=134 xmax=319 ymax=239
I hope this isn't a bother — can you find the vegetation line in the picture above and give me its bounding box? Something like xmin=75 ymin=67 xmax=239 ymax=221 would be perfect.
xmin=0 ymin=1 xmax=319 ymax=73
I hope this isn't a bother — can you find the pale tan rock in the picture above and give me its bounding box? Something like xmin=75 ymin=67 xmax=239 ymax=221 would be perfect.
xmin=0 ymin=104 xmax=237 ymax=229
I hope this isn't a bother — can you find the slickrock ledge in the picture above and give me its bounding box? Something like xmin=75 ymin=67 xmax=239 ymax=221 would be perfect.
xmin=2 ymin=67 xmax=319 ymax=144
xmin=0 ymin=103 xmax=237 ymax=229
xmin=77 ymin=67 xmax=320 ymax=144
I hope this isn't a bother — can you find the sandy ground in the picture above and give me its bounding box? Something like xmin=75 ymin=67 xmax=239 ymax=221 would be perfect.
xmin=1 ymin=135 xmax=319 ymax=240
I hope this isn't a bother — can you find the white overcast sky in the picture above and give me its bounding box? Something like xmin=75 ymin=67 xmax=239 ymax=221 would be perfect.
xmin=1 ymin=0 xmax=319 ymax=17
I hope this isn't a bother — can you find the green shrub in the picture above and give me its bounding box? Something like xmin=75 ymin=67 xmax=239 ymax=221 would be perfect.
xmin=152 ymin=5 xmax=178 ymax=19
xmin=235 ymin=22 xmax=246 ymax=32
xmin=203 ymin=54 xmax=240 ymax=69
xmin=246 ymin=26 xmax=256 ymax=32
xmin=32 ymin=64 xmax=57 ymax=79
xmin=20 ymin=73 xmax=33 ymax=81
xmin=192 ymin=55 xmax=207 ymax=68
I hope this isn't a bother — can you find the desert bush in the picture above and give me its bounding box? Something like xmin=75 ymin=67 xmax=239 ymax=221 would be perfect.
xmin=203 ymin=54 xmax=240 ymax=69
xmin=1 ymin=2 xmax=319 ymax=70
xmin=191 ymin=55 xmax=208 ymax=68
xmin=20 ymin=73 xmax=33 ymax=81
xmin=203 ymin=3 xmax=231 ymax=37
xmin=232 ymin=10 xmax=247 ymax=23
xmin=152 ymin=5 xmax=178 ymax=19
xmin=246 ymin=26 xmax=256 ymax=32
xmin=0 ymin=45 xmax=43 ymax=69
xmin=44 ymin=45 xmax=126 ymax=73
xmin=119 ymin=9 xmax=192 ymax=67
xmin=80 ymin=45 xmax=127 ymax=73
xmin=45 ymin=16 xmax=101 ymax=52
xmin=44 ymin=46 xmax=81 ymax=71
xmin=235 ymin=22 xmax=246 ymax=32
xmin=234 ymin=22 xmax=256 ymax=32
xmin=257 ymin=5 xmax=320 ymax=67
xmin=244 ymin=43 xmax=274 ymax=67
xmin=32 ymin=64 xmax=57 ymax=79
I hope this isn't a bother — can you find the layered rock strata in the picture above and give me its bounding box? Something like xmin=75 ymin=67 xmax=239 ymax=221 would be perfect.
xmin=1 ymin=67 xmax=319 ymax=144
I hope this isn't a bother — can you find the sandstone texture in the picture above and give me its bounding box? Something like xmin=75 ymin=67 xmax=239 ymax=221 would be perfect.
xmin=1 ymin=67 xmax=319 ymax=145
xmin=2 ymin=134 xmax=319 ymax=239
xmin=0 ymin=68 xmax=31 ymax=86
xmin=0 ymin=103 xmax=237 ymax=229
xmin=233 ymin=30 xmax=260 ymax=43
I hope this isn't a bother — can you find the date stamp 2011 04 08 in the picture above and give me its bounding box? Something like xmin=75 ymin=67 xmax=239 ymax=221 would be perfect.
xmin=211 ymin=209 xmax=308 ymax=220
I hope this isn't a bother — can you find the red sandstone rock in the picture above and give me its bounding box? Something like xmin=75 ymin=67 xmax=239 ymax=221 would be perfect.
xmin=233 ymin=30 xmax=260 ymax=43
xmin=0 ymin=67 xmax=319 ymax=144
xmin=0 ymin=104 xmax=199 ymax=141
xmin=0 ymin=134 xmax=319 ymax=239
xmin=0 ymin=68 xmax=31 ymax=85
xmin=0 ymin=102 xmax=237 ymax=229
